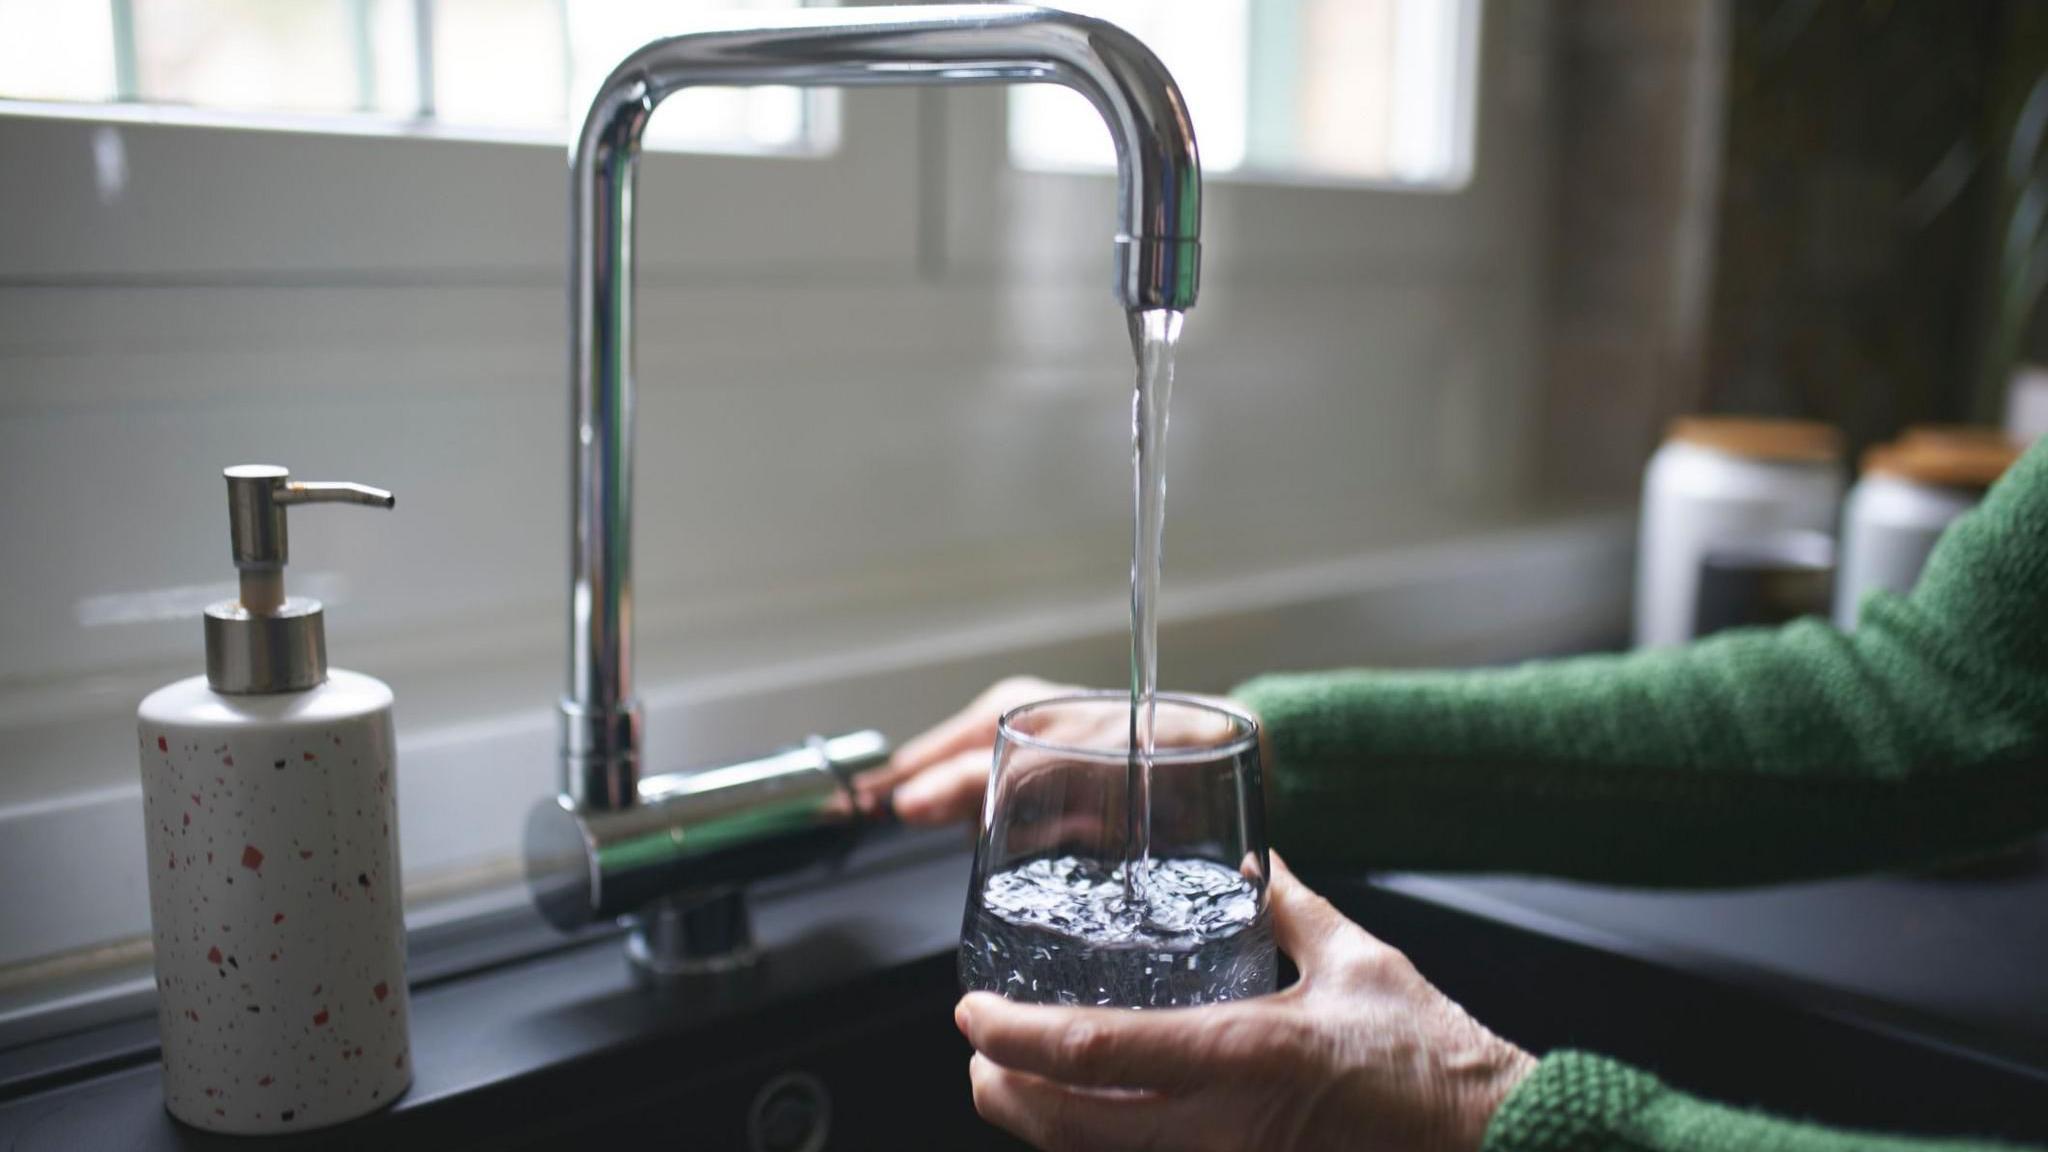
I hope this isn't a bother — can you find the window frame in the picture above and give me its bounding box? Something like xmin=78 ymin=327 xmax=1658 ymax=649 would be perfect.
xmin=2 ymin=0 xmax=844 ymax=154
xmin=938 ymin=0 xmax=1531 ymax=285
xmin=1002 ymin=0 xmax=1485 ymax=193
xmin=0 ymin=87 xmax=922 ymax=283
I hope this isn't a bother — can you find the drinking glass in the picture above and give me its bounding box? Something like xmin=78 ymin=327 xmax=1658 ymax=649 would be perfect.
xmin=958 ymin=692 xmax=1274 ymax=1008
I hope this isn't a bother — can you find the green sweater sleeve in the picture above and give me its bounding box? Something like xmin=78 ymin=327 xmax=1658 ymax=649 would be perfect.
xmin=1482 ymin=1052 xmax=2020 ymax=1152
xmin=1235 ymin=440 xmax=2048 ymax=887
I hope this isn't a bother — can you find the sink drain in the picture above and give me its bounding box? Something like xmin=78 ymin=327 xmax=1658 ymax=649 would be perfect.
xmin=748 ymin=1071 xmax=831 ymax=1152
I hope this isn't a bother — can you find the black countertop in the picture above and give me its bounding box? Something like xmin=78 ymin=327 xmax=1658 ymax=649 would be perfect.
xmin=3 ymin=829 xmax=2045 ymax=1149
xmin=1392 ymin=844 xmax=2048 ymax=1064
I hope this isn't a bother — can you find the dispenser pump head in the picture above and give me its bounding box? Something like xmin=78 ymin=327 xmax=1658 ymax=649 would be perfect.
xmin=204 ymin=465 xmax=394 ymax=694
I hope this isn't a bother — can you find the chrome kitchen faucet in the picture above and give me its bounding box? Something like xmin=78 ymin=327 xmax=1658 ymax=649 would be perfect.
xmin=527 ymin=4 xmax=1202 ymax=983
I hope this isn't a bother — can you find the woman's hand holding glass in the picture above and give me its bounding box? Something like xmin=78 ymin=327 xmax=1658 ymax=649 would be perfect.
xmin=881 ymin=678 xmax=1529 ymax=1148
xmin=958 ymin=856 xmax=1536 ymax=1152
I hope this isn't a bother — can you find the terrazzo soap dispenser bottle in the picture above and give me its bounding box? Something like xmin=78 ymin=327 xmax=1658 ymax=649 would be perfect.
xmin=138 ymin=465 xmax=409 ymax=1134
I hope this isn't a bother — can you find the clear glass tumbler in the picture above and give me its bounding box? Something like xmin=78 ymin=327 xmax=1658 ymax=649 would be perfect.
xmin=958 ymin=692 xmax=1274 ymax=1008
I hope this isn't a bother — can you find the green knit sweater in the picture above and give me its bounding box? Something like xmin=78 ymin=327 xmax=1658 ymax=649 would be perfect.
xmin=1235 ymin=440 xmax=2048 ymax=1152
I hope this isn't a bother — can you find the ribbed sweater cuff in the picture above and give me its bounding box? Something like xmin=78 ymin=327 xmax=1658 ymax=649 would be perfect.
xmin=1231 ymin=673 xmax=1346 ymax=786
xmin=1481 ymin=1051 xmax=1664 ymax=1152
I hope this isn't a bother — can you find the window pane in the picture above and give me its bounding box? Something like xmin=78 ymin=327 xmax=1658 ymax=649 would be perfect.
xmin=0 ymin=0 xmax=832 ymax=157
xmin=431 ymin=0 xmax=568 ymax=131
xmin=132 ymin=0 xmax=417 ymax=117
xmin=0 ymin=1 xmax=118 ymax=103
xmin=1010 ymin=0 xmax=1478 ymax=186
xmin=431 ymin=0 xmax=830 ymax=153
xmin=563 ymin=0 xmax=816 ymax=154
xmin=1008 ymin=0 xmax=1248 ymax=173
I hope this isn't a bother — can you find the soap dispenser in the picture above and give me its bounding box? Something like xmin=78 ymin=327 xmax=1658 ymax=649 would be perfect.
xmin=138 ymin=465 xmax=410 ymax=1134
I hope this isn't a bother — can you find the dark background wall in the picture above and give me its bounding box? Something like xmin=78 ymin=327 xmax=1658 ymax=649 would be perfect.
xmin=1539 ymin=0 xmax=2048 ymax=499
xmin=1702 ymin=0 xmax=2039 ymax=448
xmin=1539 ymin=0 xmax=1726 ymax=498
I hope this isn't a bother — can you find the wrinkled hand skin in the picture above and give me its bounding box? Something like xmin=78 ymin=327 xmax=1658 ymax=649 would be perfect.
xmin=856 ymin=676 xmax=1082 ymax=825
xmin=957 ymin=857 xmax=1537 ymax=1152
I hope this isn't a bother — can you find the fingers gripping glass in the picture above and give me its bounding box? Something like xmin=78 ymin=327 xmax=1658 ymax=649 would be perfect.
xmin=959 ymin=693 xmax=1275 ymax=1007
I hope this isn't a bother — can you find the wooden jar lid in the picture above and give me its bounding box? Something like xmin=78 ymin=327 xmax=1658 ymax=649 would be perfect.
xmin=1863 ymin=430 xmax=2021 ymax=491
xmin=1898 ymin=424 xmax=2017 ymax=452
xmin=1668 ymin=416 xmax=1843 ymax=464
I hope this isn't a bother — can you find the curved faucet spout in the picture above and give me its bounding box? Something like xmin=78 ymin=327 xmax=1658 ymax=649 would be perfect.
xmin=563 ymin=5 xmax=1203 ymax=809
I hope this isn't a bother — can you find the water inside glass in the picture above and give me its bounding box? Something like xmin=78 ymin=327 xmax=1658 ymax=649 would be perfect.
xmin=959 ymin=693 xmax=1275 ymax=1008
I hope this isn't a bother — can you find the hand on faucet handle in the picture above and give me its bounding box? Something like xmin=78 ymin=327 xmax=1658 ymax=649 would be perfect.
xmin=859 ymin=677 xmax=1266 ymax=826
xmin=857 ymin=677 xmax=1076 ymax=824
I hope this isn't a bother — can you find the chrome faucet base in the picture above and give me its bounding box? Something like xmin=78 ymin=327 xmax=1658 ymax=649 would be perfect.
xmin=527 ymin=731 xmax=886 ymax=932
xmin=627 ymin=891 xmax=759 ymax=989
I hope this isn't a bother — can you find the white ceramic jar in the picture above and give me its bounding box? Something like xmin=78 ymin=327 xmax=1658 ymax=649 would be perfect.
xmin=1634 ymin=417 xmax=1844 ymax=649
xmin=1834 ymin=431 xmax=2019 ymax=630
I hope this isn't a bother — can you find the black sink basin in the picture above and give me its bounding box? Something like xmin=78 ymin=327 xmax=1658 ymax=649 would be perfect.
xmin=368 ymin=837 xmax=1030 ymax=1152
xmin=482 ymin=952 xmax=1025 ymax=1152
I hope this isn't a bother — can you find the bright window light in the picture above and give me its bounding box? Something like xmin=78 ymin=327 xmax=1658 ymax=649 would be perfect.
xmin=0 ymin=1 xmax=118 ymax=103
xmin=560 ymin=0 xmax=817 ymax=154
xmin=1010 ymin=0 xmax=1480 ymax=186
xmin=1010 ymin=0 xmax=1250 ymax=173
xmin=0 ymin=0 xmax=834 ymax=157
xmin=131 ymin=0 xmax=416 ymax=117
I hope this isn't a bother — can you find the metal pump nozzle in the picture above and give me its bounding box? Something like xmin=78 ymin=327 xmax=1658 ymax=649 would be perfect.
xmin=206 ymin=465 xmax=395 ymax=694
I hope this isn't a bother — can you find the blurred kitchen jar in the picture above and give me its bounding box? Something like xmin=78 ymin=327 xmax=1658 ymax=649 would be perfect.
xmin=1695 ymin=530 xmax=1834 ymax=637
xmin=1835 ymin=431 xmax=2020 ymax=630
xmin=1634 ymin=417 xmax=1843 ymax=649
